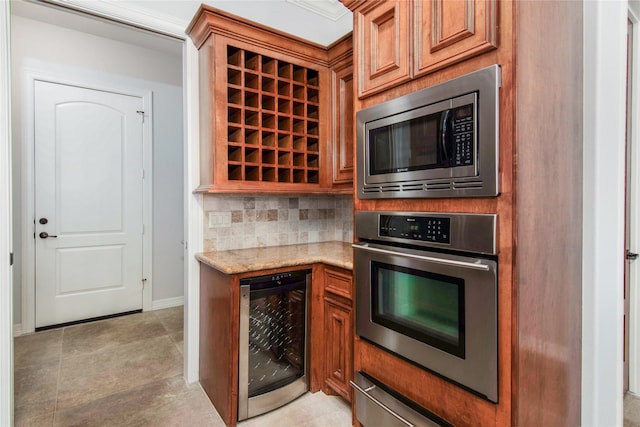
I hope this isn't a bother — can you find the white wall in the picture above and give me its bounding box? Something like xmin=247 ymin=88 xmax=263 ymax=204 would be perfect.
xmin=45 ymin=0 xmax=353 ymax=47
xmin=0 ymin=1 xmax=13 ymax=424
xmin=10 ymin=14 xmax=185 ymax=326
xmin=582 ymin=0 xmax=627 ymax=425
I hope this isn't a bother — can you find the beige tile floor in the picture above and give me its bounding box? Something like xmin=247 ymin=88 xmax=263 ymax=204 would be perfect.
xmin=13 ymin=306 xmax=352 ymax=427
xmin=627 ymin=393 xmax=640 ymax=426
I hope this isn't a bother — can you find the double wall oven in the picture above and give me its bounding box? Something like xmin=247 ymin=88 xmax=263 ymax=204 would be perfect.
xmin=353 ymin=211 xmax=498 ymax=403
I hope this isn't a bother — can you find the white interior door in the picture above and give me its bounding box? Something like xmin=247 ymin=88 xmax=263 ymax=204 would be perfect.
xmin=34 ymin=80 xmax=144 ymax=328
xmin=625 ymin=17 xmax=634 ymax=393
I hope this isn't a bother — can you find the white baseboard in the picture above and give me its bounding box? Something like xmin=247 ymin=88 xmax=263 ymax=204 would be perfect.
xmin=151 ymin=296 xmax=184 ymax=311
xmin=13 ymin=324 xmax=24 ymax=337
xmin=13 ymin=298 xmax=184 ymax=335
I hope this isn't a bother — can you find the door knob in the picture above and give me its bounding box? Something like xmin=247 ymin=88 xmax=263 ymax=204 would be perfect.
xmin=627 ymin=250 xmax=639 ymax=260
xmin=39 ymin=218 xmax=48 ymax=224
xmin=39 ymin=232 xmax=57 ymax=239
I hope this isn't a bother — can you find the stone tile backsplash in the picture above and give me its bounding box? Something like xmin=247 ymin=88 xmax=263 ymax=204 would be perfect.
xmin=203 ymin=194 xmax=353 ymax=252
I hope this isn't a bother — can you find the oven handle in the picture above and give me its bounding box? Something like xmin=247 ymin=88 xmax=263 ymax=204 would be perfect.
xmin=350 ymin=380 xmax=415 ymax=427
xmin=352 ymin=243 xmax=491 ymax=272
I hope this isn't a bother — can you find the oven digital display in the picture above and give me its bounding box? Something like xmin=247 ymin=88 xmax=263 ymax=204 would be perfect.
xmin=371 ymin=261 xmax=465 ymax=359
xmin=380 ymin=215 xmax=451 ymax=244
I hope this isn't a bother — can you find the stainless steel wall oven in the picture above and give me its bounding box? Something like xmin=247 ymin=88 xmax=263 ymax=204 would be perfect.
xmin=354 ymin=211 xmax=498 ymax=402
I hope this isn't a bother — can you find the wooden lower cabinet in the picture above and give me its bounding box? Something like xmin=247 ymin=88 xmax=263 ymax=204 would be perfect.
xmin=199 ymin=263 xmax=239 ymax=427
xmin=320 ymin=266 xmax=354 ymax=402
xmin=323 ymin=295 xmax=353 ymax=401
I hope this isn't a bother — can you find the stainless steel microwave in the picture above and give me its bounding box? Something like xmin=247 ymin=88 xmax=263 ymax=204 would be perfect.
xmin=356 ymin=65 xmax=501 ymax=199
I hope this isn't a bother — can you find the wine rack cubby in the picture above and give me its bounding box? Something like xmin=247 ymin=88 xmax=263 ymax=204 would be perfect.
xmin=226 ymin=45 xmax=321 ymax=184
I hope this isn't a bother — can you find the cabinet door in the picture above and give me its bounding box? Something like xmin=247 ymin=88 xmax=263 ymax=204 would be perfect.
xmin=332 ymin=62 xmax=354 ymax=185
xmin=324 ymin=296 xmax=353 ymax=402
xmin=355 ymin=0 xmax=412 ymax=98
xmin=414 ymin=0 xmax=498 ymax=77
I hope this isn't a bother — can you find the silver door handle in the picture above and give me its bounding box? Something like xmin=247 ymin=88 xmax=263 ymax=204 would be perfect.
xmin=350 ymin=380 xmax=415 ymax=427
xmin=352 ymin=243 xmax=491 ymax=271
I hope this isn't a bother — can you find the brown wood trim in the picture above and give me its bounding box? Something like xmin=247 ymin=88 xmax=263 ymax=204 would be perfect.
xmin=354 ymin=337 xmax=496 ymax=426
xmin=327 ymin=32 xmax=354 ymax=67
xmin=513 ymin=0 xmax=583 ymax=425
xmin=310 ymin=264 xmax=326 ymax=392
xmin=355 ymin=0 xmax=413 ymax=98
xmin=339 ymin=0 xmax=374 ymax=12
xmin=199 ymin=263 xmax=239 ymax=427
xmin=187 ymin=4 xmax=330 ymax=63
xmin=413 ymin=0 xmax=499 ymax=78
xmin=324 ymin=266 xmax=353 ymax=300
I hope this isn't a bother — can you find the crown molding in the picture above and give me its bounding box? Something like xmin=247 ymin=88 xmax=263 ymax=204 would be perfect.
xmin=33 ymin=0 xmax=188 ymax=39
xmin=286 ymin=0 xmax=350 ymax=21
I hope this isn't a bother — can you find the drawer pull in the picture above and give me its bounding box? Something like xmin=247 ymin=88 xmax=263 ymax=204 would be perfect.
xmin=350 ymin=380 xmax=415 ymax=427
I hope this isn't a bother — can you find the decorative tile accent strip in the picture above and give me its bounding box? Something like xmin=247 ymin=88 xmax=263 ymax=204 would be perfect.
xmin=203 ymin=195 xmax=353 ymax=252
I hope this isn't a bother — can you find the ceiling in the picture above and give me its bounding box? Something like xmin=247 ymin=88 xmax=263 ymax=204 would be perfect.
xmin=10 ymin=0 xmax=353 ymax=53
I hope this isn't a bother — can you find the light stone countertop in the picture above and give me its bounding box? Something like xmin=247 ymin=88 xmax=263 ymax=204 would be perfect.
xmin=195 ymin=241 xmax=353 ymax=275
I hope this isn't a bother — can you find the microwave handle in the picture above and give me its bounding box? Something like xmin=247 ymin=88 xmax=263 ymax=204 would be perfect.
xmin=440 ymin=109 xmax=453 ymax=164
xmin=352 ymin=243 xmax=491 ymax=272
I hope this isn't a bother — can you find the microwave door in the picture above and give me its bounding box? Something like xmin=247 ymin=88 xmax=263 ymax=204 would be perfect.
xmin=391 ymin=123 xmax=410 ymax=172
xmin=371 ymin=127 xmax=394 ymax=175
xmin=369 ymin=115 xmax=446 ymax=176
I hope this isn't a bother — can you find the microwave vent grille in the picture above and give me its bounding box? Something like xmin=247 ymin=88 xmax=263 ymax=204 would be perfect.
xmin=380 ymin=185 xmax=401 ymax=192
xmin=424 ymin=181 xmax=451 ymax=191
xmin=453 ymin=179 xmax=484 ymax=190
xmin=362 ymin=186 xmax=382 ymax=194
xmin=401 ymin=183 xmax=424 ymax=192
xmin=358 ymin=181 xmax=496 ymax=200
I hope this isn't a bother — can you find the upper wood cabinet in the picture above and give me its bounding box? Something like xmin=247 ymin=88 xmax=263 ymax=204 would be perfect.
xmin=354 ymin=0 xmax=412 ymax=98
xmin=414 ymin=0 xmax=498 ymax=77
xmin=328 ymin=34 xmax=354 ymax=187
xmin=347 ymin=0 xmax=498 ymax=98
xmin=187 ymin=6 xmax=353 ymax=194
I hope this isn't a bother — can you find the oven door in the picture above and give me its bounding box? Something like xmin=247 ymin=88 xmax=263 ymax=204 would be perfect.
xmin=353 ymin=242 xmax=498 ymax=403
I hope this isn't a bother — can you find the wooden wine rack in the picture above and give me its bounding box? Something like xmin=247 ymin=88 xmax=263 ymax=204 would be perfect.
xmin=226 ymin=45 xmax=321 ymax=184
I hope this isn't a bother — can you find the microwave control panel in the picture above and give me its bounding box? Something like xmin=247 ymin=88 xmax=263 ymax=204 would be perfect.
xmin=452 ymin=104 xmax=474 ymax=167
xmin=379 ymin=215 xmax=451 ymax=244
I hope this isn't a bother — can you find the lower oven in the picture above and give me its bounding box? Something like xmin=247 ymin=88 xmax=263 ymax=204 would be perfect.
xmin=354 ymin=211 xmax=498 ymax=402
xmin=238 ymin=269 xmax=310 ymax=421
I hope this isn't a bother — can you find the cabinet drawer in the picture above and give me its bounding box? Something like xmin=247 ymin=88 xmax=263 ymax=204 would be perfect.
xmin=324 ymin=267 xmax=353 ymax=300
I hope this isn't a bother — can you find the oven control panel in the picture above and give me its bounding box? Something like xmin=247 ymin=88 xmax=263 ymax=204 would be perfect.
xmin=379 ymin=214 xmax=451 ymax=244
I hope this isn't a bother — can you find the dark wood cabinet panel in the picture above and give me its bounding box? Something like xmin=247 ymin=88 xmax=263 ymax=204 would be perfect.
xmin=350 ymin=0 xmax=498 ymax=98
xmin=320 ymin=266 xmax=354 ymax=402
xmin=354 ymin=0 xmax=412 ymax=98
xmin=324 ymin=265 xmax=353 ymax=300
xmin=513 ymin=1 xmax=583 ymax=425
xmin=199 ymin=263 xmax=239 ymax=427
xmin=331 ymin=63 xmax=354 ymax=185
xmin=328 ymin=34 xmax=354 ymax=188
xmin=414 ymin=0 xmax=498 ymax=77
xmin=324 ymin=296 xmax=353 ymax=402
